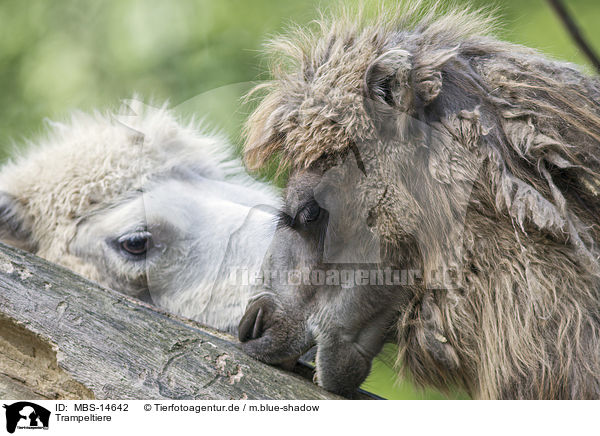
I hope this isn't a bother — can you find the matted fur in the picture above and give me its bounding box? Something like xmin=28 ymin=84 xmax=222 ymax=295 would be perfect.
xmin=243 ymin=1 xmax=600 ymax=398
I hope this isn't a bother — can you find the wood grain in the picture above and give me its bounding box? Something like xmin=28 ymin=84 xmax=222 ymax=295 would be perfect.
xmin=0 ymin=242 xmax=340 ymax=400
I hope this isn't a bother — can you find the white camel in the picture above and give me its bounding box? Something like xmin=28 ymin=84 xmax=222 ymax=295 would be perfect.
xmin=0 ymin=100 xmax=279 ymax=332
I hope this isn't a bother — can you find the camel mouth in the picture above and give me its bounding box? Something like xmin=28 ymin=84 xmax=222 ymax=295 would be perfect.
xmin=239 ymin=333 xmax=313 ymax=367
xmin=312 ymin=340 xmax=373 ymax=397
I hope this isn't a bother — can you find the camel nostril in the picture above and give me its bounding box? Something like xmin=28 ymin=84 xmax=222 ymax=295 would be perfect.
xmin=238 ymin=302 xmax=265 ymax=342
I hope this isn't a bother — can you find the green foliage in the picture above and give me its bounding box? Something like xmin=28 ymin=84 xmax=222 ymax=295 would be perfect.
xmin=361 ymin=344 xmax=469 ymax=400
xmin=1 ymin=0 xmax=599 ymax=156
xmin=1 ymin=0 xmax=598 ymax=399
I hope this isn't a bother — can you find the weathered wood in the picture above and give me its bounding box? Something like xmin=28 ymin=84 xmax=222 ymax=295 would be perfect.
xmin=0 ymin=242 xmax=341 ymax=400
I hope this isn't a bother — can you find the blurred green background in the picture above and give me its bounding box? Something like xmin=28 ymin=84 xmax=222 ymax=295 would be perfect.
xmin=1 ymin=0 xmax=598 ymax=399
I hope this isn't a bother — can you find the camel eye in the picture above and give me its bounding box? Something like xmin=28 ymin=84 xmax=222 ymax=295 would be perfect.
xmin=118 ymin=232 xmax=151 ymax=257
xmin=297 ymin=200 xmax=322 ymax=225
xmin=278 ymin=200 xmax=324 ymax=229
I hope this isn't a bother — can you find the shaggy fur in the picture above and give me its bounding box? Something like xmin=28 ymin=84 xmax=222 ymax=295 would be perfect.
xmin=241 ymin=2 xmax=600 ymax=398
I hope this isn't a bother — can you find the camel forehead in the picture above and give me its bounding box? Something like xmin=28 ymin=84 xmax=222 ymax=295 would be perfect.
xmin=79 ymin=176 xmax=272 ymax=235
xmin=245 ymin=4 xmax=500 ymax=174
xmin=0 ymin=109 xmax=227 ymax=238
xmin=7 ymin=114 xmax=219 ymax=193
xmin=273 ymin=45 xmax=382 ymax=169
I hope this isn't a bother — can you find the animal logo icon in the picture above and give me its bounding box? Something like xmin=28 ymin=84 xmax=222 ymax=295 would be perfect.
xmin=2 ymin=402 xmax=50 ymax=434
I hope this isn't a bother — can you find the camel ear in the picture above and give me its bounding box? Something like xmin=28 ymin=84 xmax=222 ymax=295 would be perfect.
xmin=0 ymin=191 xmax=34 ymax=250
xmin=411 ymin=48 xmax=459 ymax=105
xmin=364 ymin=49 xmax=413 ymax=108
xmin=412 ymin=67 xmax=442 ymax=105
xmin=365 ymin=48 xmax=448 ymax=109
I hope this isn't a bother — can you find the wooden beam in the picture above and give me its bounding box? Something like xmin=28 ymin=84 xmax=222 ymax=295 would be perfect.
xmin=0 ymin=242 xmax=340 ymax=400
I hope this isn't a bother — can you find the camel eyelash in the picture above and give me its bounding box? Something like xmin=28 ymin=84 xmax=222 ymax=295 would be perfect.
xmin=277 ymin=211 xmax=295 ymax=228
xmin=277 ymin=200 xmax=323 ymax=229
